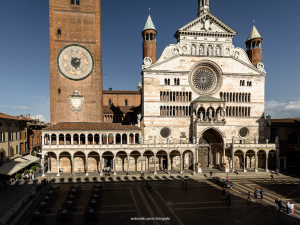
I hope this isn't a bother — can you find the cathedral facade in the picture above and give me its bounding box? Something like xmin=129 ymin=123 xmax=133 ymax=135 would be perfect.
xmin=41 ymin=0 xmax=277 ymax=176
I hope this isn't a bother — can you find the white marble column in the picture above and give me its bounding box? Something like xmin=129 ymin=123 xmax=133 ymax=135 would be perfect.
xmin=113 ymin=156 xmax=117 ymax=175
xmin=154 ymin=154 xmax=157 ymax=174
xmin=57 ymin=157 xmax=60 ymax=176
xmin=100 ymin=156 xmax=103 ymax=176
xmin=64 ymin=135 xmax=66 ymax=145
xmin=42 ymin=158 xmax=45 ymax=177
xmin=71 ymin=156 xmax=74 ymax=174
xmin=127 ymin=134 xmax=129 ymax=145
xmin=141 ymin=154 xmax=143 ymax=172
xmin=243 ymin=153 xmax=246 ymax=172
xmin=71 ymin=134 xmax=74 ymax=145
xmin=266 ymin=152 xmax=269 ymax=172
xmin=254 ymin=152 xmax=258 ymax=172
xmin=56 ymin=135 xmax=59 ymax=145
xmin=180 ymin=154 xmax=183 ymax=174
xmin=127 ymin=155 xmax=130 ymax=172
xmin=42 ymin=134 xmax=45 ymax=145
xmin=85 ymin=156 xmax=89 ymax=176
xmin=113 ymin=134 xmax=116 ymax=145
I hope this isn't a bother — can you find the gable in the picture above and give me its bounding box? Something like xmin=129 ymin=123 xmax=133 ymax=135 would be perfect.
xmin=176 ymin=12 xmax=237 ymax=36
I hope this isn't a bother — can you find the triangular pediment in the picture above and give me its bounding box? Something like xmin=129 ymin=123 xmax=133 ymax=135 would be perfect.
xmin=177 ymin=12 xmax=237 ymax=36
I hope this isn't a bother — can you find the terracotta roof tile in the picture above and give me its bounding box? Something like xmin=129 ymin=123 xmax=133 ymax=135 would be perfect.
xmin=43 ymin=122 xmax=141 ymax=131
xmin=270 ymin=118 xmax=300 ymax=123
xmin=0 ymin=113 xmax=23 ymax=121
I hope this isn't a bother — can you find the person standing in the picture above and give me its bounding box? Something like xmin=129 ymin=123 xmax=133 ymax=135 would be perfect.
xmin=254 ymin=188 xmax=258 ymax=200
xmin=227 ymin=191 xmax=231 ymax=206
xmin=260 ymin=188 xmax=264 ymax=199
xmin=271 ymin=174 xmax=274 ymax=181
xmin=278 ymin=199 xmax=282 ymax=212
xmin=286 ymin=201 xmax=291 ymax=215
xmin=247 ymin=191 xmax=251 ymax=202
xmin=290 ymin=202 xmax=295 ymax=214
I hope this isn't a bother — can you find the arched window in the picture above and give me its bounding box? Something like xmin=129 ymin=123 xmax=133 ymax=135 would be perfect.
xmin=125 ymin=99 xmax=128 ymax=106
xmin=174 ymin=78 xmax=177 ymax=85
xmin=57 ymin=29 xmax=61 ymax=36
xmin=168 ymin=79 xmax=170 ymax=85
xmin=71 ymin=0 xmax=80 ymax=5
xmin=109 ymin=99 xmax=112 ymax=106
xmin=177 ymin=79 xmax=180 ymax=85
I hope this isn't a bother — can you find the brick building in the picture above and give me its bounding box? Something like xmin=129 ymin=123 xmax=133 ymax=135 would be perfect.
xmin=264 ymin=118 xmax=300 ymax=171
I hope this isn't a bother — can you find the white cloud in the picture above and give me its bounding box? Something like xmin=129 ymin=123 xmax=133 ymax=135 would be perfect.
xmin=0 ymin=104 xmax=30 ymax=109
xmin=31 ymin=114 xmax=49 ymax=123
xmin=265 ymin=100 xmax=300 ymax=119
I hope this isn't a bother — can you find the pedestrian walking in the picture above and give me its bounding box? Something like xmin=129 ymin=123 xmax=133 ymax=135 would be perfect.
xmin=227 ymin=191 xmax=231 ymax=206
xmin=247 ymin=191 xmax=251 ymax=202
xmin=278 ymin=199 xmax=282 ymax=212
xmin=182 ymin=178 xmax=185 ymax=187
xmin=271 ymin=174 xmax=274 ymax=181
xmin=286 ymin=201 xmax=291 ymax=215
xmin=290 ymin=202 xmax=295 ymax=214
xmin=260 ymin=188 xmax=264 ymax=199
xmin=209 ymin=171 xmax=212 ymax=179
xmin=185 ymin=179 xmax=188 ymax=188
xmin=254 ymin=188 xmax=258 ymax=200
xmin=221 ymin=189 xmax=226 ymax=199
xmin=226 ymin=174 xmax=229 ymax=181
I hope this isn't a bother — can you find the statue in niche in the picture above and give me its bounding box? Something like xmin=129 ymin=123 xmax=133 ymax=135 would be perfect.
xmin=234 ymin=51 xmax=239 ymax=59
xmin=266 ymin=115 xmax=271 ymax=125
xmin=275 ymin=136 xmax=279 ymax=145
xmin=193 ymin=136 xmax=196 ymax=144
xmin=191 ymin=45 xmax=196 ymax=55
xmin=200 ymin=112 xmax=204 ymax=121
xmin=217 ymin=112 xmax=220 ymax=121
xmin=208 ymin=108 xmax=213 ymax=119
xmin=139 ymin=136 xmax=143 ymax=144
xmin=137 ymin=113 xmax=141 ymax=128
xmin=266 ymin=139 xmax=269 ymax=144
xmin=199 ymin=46 xmax=204 ymax=55
xmin=154 ymin=139 xmax=156 ymax=145
xmin=254 ymin=136 xmax=257 ymax=144
xmin=208 ymin=46 xmax=212 ymax=56
xmin=216 ymin=46 xmax=221 ymax=56
xmin=232 ymin=136 xmax=236 ymax=144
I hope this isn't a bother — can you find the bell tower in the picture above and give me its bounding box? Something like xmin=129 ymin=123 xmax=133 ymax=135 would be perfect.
xmin=245 ymin=22 xmax=263 ymax=67
xmin=142 ymin=11 xmax=157 ymax=64
xmin=49 ymin=0 xmax=103 ymax=124
xmin=198 ymin=0 xmax=210 ymax=17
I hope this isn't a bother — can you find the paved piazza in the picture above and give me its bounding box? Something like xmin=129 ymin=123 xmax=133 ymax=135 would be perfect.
xmin=11 ymin=175 xmax=300 ymax=225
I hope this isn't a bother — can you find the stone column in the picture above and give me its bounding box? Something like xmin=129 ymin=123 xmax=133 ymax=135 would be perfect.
xmin=93 ymin=135 xmax=95 ymax=145
xmin=160 ymin=157 xmax=163 ymax=171
xmin=48 ymin=157 xmax=51 ymax=172
xmin=243 ymin=153 xmax=246 ymax=172
xmin=180 ymin=154 xmax=183 ymax=174
xmin=167 ymin=154 xmax=171 ymax=171
xmin=127 ymin=134 xmax=129 ymax=145
xmin=266 ymin=152 xmax=269 ymax=172
xmin=231 ymin=149 xmax=234 ymax=172
xmin=113 ymin=156 xmax=117 ymax=175
xmin=100 ymin=156 xmax=103 ymax=176
xmin=49 ymin=134 xmax=52 ymax=145
xmin=85 ymin=134 xmax=88 ymax=145
xmin=154 ymin=154 xmax=157 ymax=174
xmin=254 ymin=152 xmax=258 ymax=172
xmin=106 ymin=135 xmax=108 ymax=145
xmin=56 ymin=135 xmax=59 ymax=145
xmin=113 ymin=134 xmax=116 ymax=145
xmin=133 ymin=135 xmax=135 ymax=144
xmin=42 ymin=134 xmax=45 ymax=145
xmin=223 ymin=147 xmax=226 ymax=163
xmin=71 ymin=134 xmax=74 ymax=145
xmin=57 ymin=157 xmax=60 ymax=176
xmin=99 ymin=135 xmax=102 ymax=145
xmin=141 ymin=154 xmax=143 ymax=172
xmin=85 ymin=156 xmax=89 ymax=176
xmin=127 ymin=155 xmax=130 ymax=172
xmin=42 ymin=158 xmax=45 ymax=177
xmin=193 ymin=155 xmax=196 ymax=173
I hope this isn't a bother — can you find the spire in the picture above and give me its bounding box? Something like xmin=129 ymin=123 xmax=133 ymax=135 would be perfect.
xmin=198 ymin=0 xmax=210 ymax=17
xmin=143 ymin=14 xmax=156 ymax=32
xmin=246 ymin=24 xmax=262 ymax=41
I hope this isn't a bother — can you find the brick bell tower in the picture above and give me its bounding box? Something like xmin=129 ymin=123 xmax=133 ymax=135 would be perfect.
xmin=245 ymin=22 xmax=263 ymax=67
xmin=142 ymin=11 xmax=157 ymax=64
xmin=49 ymin=0 xmax=103 ymax=124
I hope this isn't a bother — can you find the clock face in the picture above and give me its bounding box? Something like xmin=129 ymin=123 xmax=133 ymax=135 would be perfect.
xmin=57 ymin=44 xmax=94 ymax=81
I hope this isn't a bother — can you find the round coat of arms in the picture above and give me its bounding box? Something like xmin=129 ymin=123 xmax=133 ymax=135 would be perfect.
xmin=143 ymin=57 xmax=152 ymax=66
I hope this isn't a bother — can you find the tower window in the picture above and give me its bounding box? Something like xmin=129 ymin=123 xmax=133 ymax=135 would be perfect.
xmin=125 ymin=100 xmax=128 ymax=106
xmin=71 ymin=0 xmax=80 ymax=5
xmin=58 ymin=89 xmax=61 ymax=94
xmin=57 ymin=29 xmax=61 ymax=36
xmin=109 ymin=99 xmax=112 ymax=106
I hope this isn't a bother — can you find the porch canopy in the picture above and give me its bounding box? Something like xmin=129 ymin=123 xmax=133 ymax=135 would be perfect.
xmin=0 ymin=155 xmax=40 ymax=176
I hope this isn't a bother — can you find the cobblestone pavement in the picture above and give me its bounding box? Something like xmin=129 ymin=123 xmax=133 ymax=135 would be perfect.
xmin=10 ymin=176 xmax=300 ymax=225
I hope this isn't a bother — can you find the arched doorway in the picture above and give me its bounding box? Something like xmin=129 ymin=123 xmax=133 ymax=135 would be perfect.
xmin=198 ymin=128 xmax=224 ymax=168
xmin=156 ymin=150 xmax=168 ymax=171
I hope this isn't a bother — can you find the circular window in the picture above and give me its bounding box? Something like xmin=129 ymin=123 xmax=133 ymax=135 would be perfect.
xmin=239 ymin=127 xmax=249 ymax=138
xmin=160 ymin=127 xmax=171 ymax=138
xmin=189 ymin=61 xmax=223 ymax=95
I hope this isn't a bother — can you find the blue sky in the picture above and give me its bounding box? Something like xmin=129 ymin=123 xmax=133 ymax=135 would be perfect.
xmin=0 ymin=0 xmax=299 ymax=122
